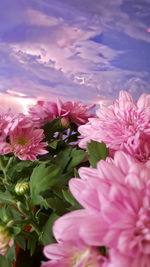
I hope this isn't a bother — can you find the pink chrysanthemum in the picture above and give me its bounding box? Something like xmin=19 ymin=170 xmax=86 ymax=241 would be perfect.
xmin=28 ymin=101 xmax=59 ymax=127
xmin=42 ymin=242 xmax=104 ymax=267
xmin=42 ymin=209 xmax=106 ymax=267
xmin=0 ymin=226 xmax=14 ymax=256
xmin=0 ymin=113 xmax=11 ymax=141
xmin=106 ymin=249 xmax=150 ymax=267
xmin=78 ymin=90 xmax=150 ymax=161
xmin=59 ymin=100 xmax=95 ymax=126
xmin=0 ymin=114 xmax=48 ymax=160
xmin=28 ymin=100 xmax=95 ymax=127
xmin=9 ymin=127 xmax=48 ymax=160
xmin=64 ymin=151 xmax=150 ymax=266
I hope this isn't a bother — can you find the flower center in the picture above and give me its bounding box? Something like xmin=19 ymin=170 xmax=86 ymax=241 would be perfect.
xmin=16 ymin=137 xmax=28 ymax=146
xmin=71 ymin=249 xmax=89 ymax=265
xmin=71 ymin=248 xmax=96 ymax=267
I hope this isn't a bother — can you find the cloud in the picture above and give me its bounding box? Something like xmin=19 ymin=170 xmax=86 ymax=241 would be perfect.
xmin=0 ymin=92 xmax=35 ymax=114
xmin=0 ymin=0 xmax=150 ymax=114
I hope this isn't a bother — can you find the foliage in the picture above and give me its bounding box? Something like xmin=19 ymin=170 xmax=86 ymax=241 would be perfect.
xmin=0 ymin=115 xmax=94 ymax=265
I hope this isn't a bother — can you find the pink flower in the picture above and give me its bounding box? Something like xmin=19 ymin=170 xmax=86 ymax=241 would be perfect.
xmin=42 ymin=209 xmax=107 ymax=267
xmin=6 ymin=113 xmax=33 ymax=132
xmin=28 ymin=100 xmax=95 ymax=127
xmin=42 ymin=242 xmax=104 ymax=267
xmin=106 ymin=249 xmax=150 ymax=267
xmin=28 ymin=101 xmax=59 ymax=127
xmin=0 ymin=113 xmax=11 ymax=141
xmin=9 ymin=126 xmax=48 ymax=160
xmin=0 ymin=114 xmax=48 ymax=160
xmin=67 ymin=151 xmax=150 ymax=264
xmin=0 ymin=226 xmax=14 ymax=256
xmin=78 ymin=90 xmax=150 ymax=161
xmin=59 ymin=100 xmax=95 ymax=126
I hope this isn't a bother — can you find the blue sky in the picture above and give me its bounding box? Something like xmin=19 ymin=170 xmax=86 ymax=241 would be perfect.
xmin=0 ymin=0 xmax=150 ymax=112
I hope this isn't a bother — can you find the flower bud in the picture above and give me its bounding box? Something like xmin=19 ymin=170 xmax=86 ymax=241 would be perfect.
xmin=0 ymin=226 xmax=13 ymax=255
xmin=60 ymin=117 xmax=70 ymax=128
xmin=15 ymin=182 xmax=29 ymax=196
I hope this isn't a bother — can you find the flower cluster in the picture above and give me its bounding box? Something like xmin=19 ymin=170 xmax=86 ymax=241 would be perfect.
xmin=41 ymin=91 xmax=150 ymax=267
xmin=0 ymin=98 xmax=95 ymax=264
xmin=29 ymin=99 xmax=95 ymax=127
xmin=78 ymin=90 xmax=150 ymax=162
xmin=0 ymin=92 xmax=150 ymax=267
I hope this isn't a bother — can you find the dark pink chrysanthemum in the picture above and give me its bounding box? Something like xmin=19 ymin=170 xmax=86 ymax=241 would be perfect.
xmin=78 ymin=90 xmax=150 ymax=162
xmin=28 ymin=100 xmax=95 ymax=127
xmin=0 ymin=113 xmax=11 ymax=141
xmin=59 ymin=100 xmax=95 ymax=126
xmin=0 ymin=113 xmax=48 ymax=160
xmin=28 ymin=101 xmax=59 ymax=127
xmin=9 ymin=126 xmax=48 ymax=160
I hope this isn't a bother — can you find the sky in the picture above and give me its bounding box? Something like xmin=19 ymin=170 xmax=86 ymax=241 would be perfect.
xmin=0 ymin=0 xmax=150 ymax=113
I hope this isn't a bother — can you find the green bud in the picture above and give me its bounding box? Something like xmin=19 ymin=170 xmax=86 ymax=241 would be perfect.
xmin=15 ymin=182 xmax=29 ymax=196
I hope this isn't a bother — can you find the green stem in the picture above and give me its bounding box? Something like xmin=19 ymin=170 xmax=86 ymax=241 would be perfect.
xmin=17 ymin=201 xmax=41 ymax=236
xmin=5 ymin=157 xmax=14 ymax=172
xmin=30 ymin=220 xmax=41 ymax=236
xmin=0 ymin=157 xmax=13 ymax=184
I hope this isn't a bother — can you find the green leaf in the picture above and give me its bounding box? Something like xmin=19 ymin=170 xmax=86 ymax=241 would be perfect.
xmin=6 ymin=245 xmax=16 ymax=262
xmin=74 ymin=168 xmax=80 ymax=178
xmin=12 ymin=226 xmax=21 ymax=235
xmin=42 ymin=119 xmax=63 ymax=141
xmin=54 ymin=147 xmax=72 ymax=171
xmin=6 ymin=206 xmax=21 ymax=221
xmin=46 ymin=197 xmax=70 ymax=215
xmin=87 ymin=141 xmax=108 ymax=168
xmin=62 ymin=189 xmax=82 ymax=210
xmin=0 ymin=206 xmax=8 ymax=222
xmin=0 ymin=190 xmax=14 ymax=205
xmin=14 ymin=161 xmax=35 ymax=172
xmin=27 ymin=232 xmax=37 ymax=256
xmin=15 ymin=235 xmax=26 ymax=250
xmin=0 ymin=255 xmax=12 ymax=267
xmin=49 ymin=140 xmax=59 ymax=149
xmin=30 ymin=163 xmax=61 ymax=205
xmin=66 ymin=149 xmax=85 ymax=171
xmin=40 ymin=213 xmax=59 ymax=245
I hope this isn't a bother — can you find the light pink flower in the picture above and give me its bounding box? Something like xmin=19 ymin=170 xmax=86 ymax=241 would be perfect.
xmin=78 ymin=90 xmax=150 ymax=161
xmin=29 ymin=100 xmax=95 ymax=127
xmin=0 ymin=226 xmax=13 ymax=256
xmin=106 ymin=249 xmax=150 ymax=267
xmin=68 ymin=151 xmax=150 ymax=264
xmin=42 ymin=209 xmax=106 ymax=267
xmin=42 ymin=242 xmax=104 ymax=267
